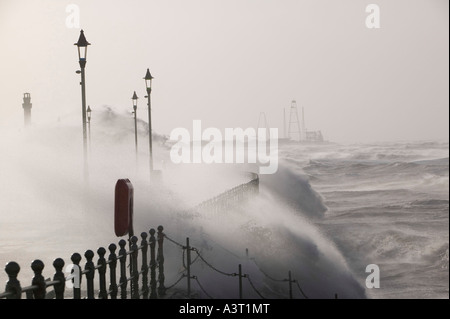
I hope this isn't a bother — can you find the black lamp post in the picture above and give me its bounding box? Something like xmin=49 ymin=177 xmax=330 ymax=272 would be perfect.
xmin=87 ymin=105 xmax=92 ymax=150
xmin=132 ymin=91 xmax=138 ymax=155
xmin=75 ymin=29 xmax=91 ymax=181
xmin=144 ymin=68 xmax=154 ymax=173
xmin=22 ymin=93 xmax=32 ymax=127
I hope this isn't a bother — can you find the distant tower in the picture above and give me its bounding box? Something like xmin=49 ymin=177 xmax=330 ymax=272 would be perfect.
xmin=22 ymin=93 xmax=32 ymax=126
xmin=288 ymin=100 xmax=301 ymax=141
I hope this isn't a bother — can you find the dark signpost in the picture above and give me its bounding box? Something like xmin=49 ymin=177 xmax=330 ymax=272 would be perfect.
xmin=114 ymin=179 xmax=134 ymax=237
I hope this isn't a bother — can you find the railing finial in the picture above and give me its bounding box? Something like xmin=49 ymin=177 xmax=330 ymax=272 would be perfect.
xmin=108 ymin=243 xmax=118 ymax=299
xmin=140 ymin=232 xmax=149 ymax=299
xmin=157 ymin=225 xmax=166 ymax=296
xmin=70 ymin=253 xmax=82 ymax=299
xmin=130 ymin=235 xmax=140 ymax=299
xmin=52 ymin=258 xmax=65 ymax=299
xmin=4 ymin=261 xmax=21 ymax=299
xmin=118 ymin=239 xmax=127 ymax=299
xmin=84 ymin=250 xmax=95 ymax=299
xmin=31 ymin=259 xmax=46 ymax=299
xmin=149 ymin=228 xmax=157 ymax=299
xmin=97 ymin=247 xmax=107 ymax=299
xmin=71 ymin=253 xmax=82 ymax=265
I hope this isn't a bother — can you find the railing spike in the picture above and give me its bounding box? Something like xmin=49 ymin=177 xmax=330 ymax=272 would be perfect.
xmin=140 ymin=232 xmax=149 ymax=299
xmin=52 ymin=258 xmax=65 ymax=299
xmin=4 ymin=261 xmax=21 ymax=299
xmin=157 ymin=226 xmax=166 ymax=296
xmin=108 ymin=243 xmax=118 ymax=299
xmin=149 ymin=228 xmax=157 ymax=299
xmin=118 ymin=239 xmax=127 ymax=299
xmin=70 ymin=253 xmax=82 ymax=299
xmin=97 ymin=247 xmax=107 ymax=299
xmin=84 ymin=249 xmax=95 ymax=299
xmin=31 ymin=259 xmax=46 ymax=299
xmin=130 ymin=235 xmax=140 ymax=299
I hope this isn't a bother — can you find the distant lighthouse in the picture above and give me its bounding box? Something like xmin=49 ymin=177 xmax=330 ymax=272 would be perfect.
xmin=22 ymin=93 xmax=32 ymax=126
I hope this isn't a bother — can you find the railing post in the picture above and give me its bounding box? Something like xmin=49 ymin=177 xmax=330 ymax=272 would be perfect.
xmin=186 ymin=237 xmax=191 ymax=298
xmin=84 ymin=250 xmax=95 ymax=299
xmin=288 ymin=271 xmax=293 ymax=299
xmin=97 ymin=247 xmax=108 ymax=299
xmin=140 ymin=232 xmax=149 ymax=299
xmin=70 ymin=253 xmax=82 ymax=299
xmin=4 ymin=262 xmax=22 ymax=299
xmin=157 ymin=225 xmax=166 ymax=296
xmin=131 ymin=236 xmax=140 ymax=299
xmin=31 ymin=260 xmax=46 ymax=299
xmin=149 ymin=228 xmax=157 ymax=299
xmin=238 ymin=264 xmax=243 ymax=299
xmin=52 ymin=258 xmax=65 ymax=299
xmin=118 ymin=239 xmax=128 ymax=299
xmin=108 ymin=243 xmax=118 ymax=299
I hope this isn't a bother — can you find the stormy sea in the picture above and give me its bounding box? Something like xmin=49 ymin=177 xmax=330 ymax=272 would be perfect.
xmin=279 ymin=141 xmax=449 ymax=299
xmin=0 ymin=108 xmax=448 ymax=299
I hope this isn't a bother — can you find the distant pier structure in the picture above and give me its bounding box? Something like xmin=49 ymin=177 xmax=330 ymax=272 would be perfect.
xmin=287 ymin=100 xmax=302 ymax=141
xmin=22 ymin=93 xmax=32 ymax=126
xmin=301 ymin=105 xmax=323 ymax=143
xmin=285 ymin=99 xmax=324 ymax=143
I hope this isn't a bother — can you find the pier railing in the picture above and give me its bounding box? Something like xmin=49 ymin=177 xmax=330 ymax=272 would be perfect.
xmin=0 ymin=172 xmax=315 ymax=299
xmin=0 ymin=226 xmax=165 ymax=300
xmin=0 ymin=225 xmax=309 ymax=299
xmin=185 ymin=172 xmax=259 ymax=217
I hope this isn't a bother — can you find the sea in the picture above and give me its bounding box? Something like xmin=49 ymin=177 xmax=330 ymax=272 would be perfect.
xmin=278 ymin=141 xmax=449 ymax=299
xmin=0 ymin=110 xmax=448 ymax=299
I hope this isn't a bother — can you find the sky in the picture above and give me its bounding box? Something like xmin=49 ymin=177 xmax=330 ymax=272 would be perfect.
xmin=0 ymin=0 xmax=448 ymax=143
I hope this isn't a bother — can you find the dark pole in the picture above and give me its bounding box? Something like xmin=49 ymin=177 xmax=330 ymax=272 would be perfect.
xmin=144 ymin=69 xmax=154 ymax=174
xmin=238 ymin=264 xmax=243 ymax=299
xmin=80 ymin=65 xmax=88 ymax=180
xmin=87 ymin=106 xmax=92 ymax=152
xmin=132 ymin=91 xmax=138 ymax=158
xmin=75 ymin=30 xmax=90 ymax=183
xmin=148 ymin=93 xmax=153 ymax=173
xmin=88 ymin=118 xmax=91 ymax=147
xmin=22 ymin=93 xmax=32 ymax=127
xmin=149 ymin=228 xmax=157 ymax=299
xmin=157 ymin=225 xmax=165 ymax=296
xmin=186 ymin=237 xmax=191 ymax=298
xmin=288 ymin=271 xmax=293 ymax=299
xmin=134 ymin=110 xmax=138 ymax=153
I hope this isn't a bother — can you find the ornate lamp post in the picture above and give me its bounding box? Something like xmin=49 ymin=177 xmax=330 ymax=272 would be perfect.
xmin=22 ymin=93 xmax=32 ymax=126
xmin=75 ymin=29 xmax=91 ymax=181
xmin=87 ymin=105 xmax=92 ymax=151
xmin=144 ymin=68 xmax=154 ymax=173
xmin=132 ymin=91 xmax=138 ymax=156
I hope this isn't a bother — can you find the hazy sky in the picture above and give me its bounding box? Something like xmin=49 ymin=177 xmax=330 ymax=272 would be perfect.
xmin=0 ymin=0 xmax=448 ymax=143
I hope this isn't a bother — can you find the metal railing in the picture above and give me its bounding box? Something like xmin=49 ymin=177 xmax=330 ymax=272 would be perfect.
xmin=162 ymin=234 xmax=310 ymax=300
xmin=0 ymin=226 xmax=165 ymax=299
xmin=186 ymin=172 xmax=259 ymax=217
xmin=0 ymin=172 xmax=318 ymax=299
xmin=0 ymin=226 xmax=310 ymax=299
